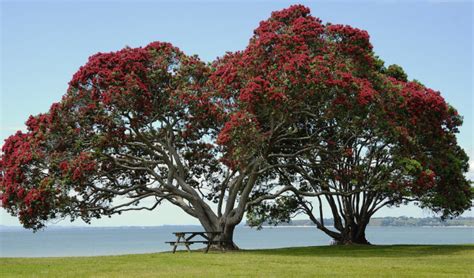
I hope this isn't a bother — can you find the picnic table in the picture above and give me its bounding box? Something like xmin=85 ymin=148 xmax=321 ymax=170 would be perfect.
xmin=165 ymin=231 xmax=226 ymax=253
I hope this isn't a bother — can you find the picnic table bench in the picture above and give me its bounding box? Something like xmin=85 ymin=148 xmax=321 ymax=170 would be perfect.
xmin=165 ymin=231 xmax=227 ymax=253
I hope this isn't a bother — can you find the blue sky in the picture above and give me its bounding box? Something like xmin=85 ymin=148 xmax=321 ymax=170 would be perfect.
xmin=1 ymin=1 xmax=473 ymax=226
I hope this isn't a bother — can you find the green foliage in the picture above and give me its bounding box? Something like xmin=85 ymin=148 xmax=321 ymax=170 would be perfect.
xmin=246 ymin=196 xmax=299 ymax=228
xmin=386 ymin=64 xmax=408 ymax=82
xmin=398 ymin=158 xmax=422 ymax=174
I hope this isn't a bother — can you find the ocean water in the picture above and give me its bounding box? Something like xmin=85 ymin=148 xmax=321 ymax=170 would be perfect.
xmin=0 ymin=226 xmax=473 ymax=257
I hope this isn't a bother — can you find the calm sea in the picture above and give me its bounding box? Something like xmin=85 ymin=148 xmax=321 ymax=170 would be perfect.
xmin=1 ymin=226 xmax=473 ymax=257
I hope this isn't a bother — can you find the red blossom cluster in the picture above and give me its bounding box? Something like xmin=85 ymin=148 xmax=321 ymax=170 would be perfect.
xmin=69 ymin=43 xmax=161 ymax=114
xmin=383 ymin=77 xmax=455 ymax=144
xmin=416 ymin=170 xmax=437 ymax=190
xmin=59 ymin=153 xmax=97 ymax=182
xmin=217 ymin=111 xmax=263 ymax=168
xmin=0 ymin=129 xmax=60 ymax=228
xmin=325 ymin=24 xmax=372 ymax=61
xmin=239 ymin=76 xmax=286 ymax=104
xmin=1 ymin=132 xmax=33 ymax=204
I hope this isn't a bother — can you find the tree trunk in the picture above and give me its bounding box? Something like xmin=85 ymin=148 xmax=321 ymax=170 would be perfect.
xmin=333 ymin=235 xmax=370 ymax=245
xmin=329 ymin=222 xmax=371 ymax=245
xmin=217 ymin=223 xmax=239 ymax=250
xmin=196 ymin=212 xmax=239 ymax=251
xmin=202 ymin=220 xmax=239 ymax=251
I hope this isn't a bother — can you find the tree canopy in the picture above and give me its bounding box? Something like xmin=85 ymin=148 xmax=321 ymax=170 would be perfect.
xmin=1 ymin=5 xmax=471 ymax=246
xmin=212 ymin=5 xmax=471 ymax=244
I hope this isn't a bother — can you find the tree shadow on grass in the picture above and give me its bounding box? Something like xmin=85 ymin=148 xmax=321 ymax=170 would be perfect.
xmin=244 ymin=244 xmax=474 ymax=258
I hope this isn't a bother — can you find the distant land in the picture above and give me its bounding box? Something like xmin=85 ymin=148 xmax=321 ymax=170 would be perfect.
xmin=1 ymin=217 xmax=473 ymax=231
xmin=254 ymin=216 xmax=474 ymax=227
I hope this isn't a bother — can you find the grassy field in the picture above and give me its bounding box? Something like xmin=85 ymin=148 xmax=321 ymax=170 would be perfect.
xmin=1 ymin=245 xmax=473 ymax=277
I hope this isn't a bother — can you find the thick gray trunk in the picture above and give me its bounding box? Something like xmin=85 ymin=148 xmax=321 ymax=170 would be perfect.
xmin=201 ymin=219 xmax=239 ymax=251
xmin=216 ymin=223 xmax=239 ymax=250
xmin=330 ymin=221 xmax=370 ymax=245
xmin=193 ymin=204 xmax=239 ymax=250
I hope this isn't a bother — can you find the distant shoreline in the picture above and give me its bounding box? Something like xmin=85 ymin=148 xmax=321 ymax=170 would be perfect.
xmin=1 ymin=216 xmax=473 ymax=230
xmin=252 ymin=216 xmax=474 ymax=228
xmin=1 ymin=225 xmax=473 ymax=231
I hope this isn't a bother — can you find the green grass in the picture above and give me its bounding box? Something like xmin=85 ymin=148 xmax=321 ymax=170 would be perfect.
xmin=2 ymin=245 xmax=474 ymax=277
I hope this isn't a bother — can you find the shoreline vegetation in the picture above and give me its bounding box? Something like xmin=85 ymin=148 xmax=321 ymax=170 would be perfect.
xmin=1 ymin=245 xmax=473 ymax=277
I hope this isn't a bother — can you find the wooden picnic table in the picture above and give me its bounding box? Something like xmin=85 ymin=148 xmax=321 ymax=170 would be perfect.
xmin=165 ymin=231 xmax=225 ymax=253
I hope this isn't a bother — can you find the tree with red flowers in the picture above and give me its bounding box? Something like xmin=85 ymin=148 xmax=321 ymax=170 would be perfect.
xmin=1 ymin=5 xmax=471 ymax=248
xmin=0 ymin=42 xmax=279 ymax=250
xmin=213 ymin=5 xmax=471 ymax=244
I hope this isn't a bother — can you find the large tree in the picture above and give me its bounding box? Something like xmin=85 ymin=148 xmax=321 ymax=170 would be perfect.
xmin=1 ymin=5 xmax=470 ymax=248
xmin=213 ymin=5 xmax=472 ymax=244
xmin=0 ymin=42 xmax=284 ymax=249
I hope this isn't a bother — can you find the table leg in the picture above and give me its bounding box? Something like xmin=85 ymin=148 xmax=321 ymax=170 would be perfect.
xmin=172 ymin=235 xmax=183 ymax=254
xmin=172 ymin=242 xmax=178 ymax=254
xmin=185 ymin=243 xmax=191 ymax=253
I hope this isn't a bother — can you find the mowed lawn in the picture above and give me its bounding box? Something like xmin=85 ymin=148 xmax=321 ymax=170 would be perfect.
xmin=1 ymin=245 xmax=473 ymax=277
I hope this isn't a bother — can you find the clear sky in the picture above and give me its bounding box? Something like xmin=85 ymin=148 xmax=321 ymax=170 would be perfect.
xmin=1 ymin=0 xmax=473 ymax=227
